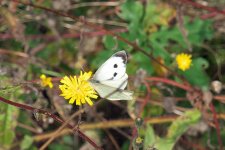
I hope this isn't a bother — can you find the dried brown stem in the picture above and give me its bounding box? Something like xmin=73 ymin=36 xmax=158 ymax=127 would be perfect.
xmin=40 ymin=109 xmax=85 ymax=150
xmin=34 ymin=115 xmax=178 ymax=141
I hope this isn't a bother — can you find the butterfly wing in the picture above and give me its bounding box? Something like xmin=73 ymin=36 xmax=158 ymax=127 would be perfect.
xmin=91 ymin=50 xmax=133 ymax=100
xmin=89 ymin=80 xmax=133 ymax=101
xmin=93 ymin=51 xmax=127 ymax=82
xmin=99 ymin=73 xmax=128 ymax=90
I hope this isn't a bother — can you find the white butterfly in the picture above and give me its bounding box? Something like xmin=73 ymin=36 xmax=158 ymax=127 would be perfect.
xmin=89 ymin=51 xmax=133 ymax=100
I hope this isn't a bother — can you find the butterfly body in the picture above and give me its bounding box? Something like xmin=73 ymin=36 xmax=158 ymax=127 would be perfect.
xmin=90 ymin=51 xmax=133 ymax=100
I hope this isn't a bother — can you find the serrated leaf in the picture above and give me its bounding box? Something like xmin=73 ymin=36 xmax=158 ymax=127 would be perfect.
xmin=187 ymin=19 xmax=213 ymax=45
xmin=119 ymin=1 xmax=143 ymax=22
xmin=149 ymin=18 xmax=213 ymax=51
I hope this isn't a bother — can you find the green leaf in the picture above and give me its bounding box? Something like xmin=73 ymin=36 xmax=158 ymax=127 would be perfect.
xmin=180 ymin=57 xmax=210 ymax=89
xmin=62 ymin=135 xmax=74 ymax=145
xmin=21 ymin=135 xmax=34 ymax=150
xmin=154 ymin=109 xmax=201 ymax=150
xmin=149 ymin=18 xmax=213 ymax=51
xmin=37 ymin=39 xmax=76 ymax=67
xmin=119 ymin=1 xmax=143 ymax=22
xmin=0 ymin=76 xmax=22 ymax=149
xmin=121 ymin=141 xmax=130 ymax=150
xmin=167 ymin=109 xmax=201 ymax=139
xmin=142 ymin=104 xmax=163 ymax=118
xmin=49 ymin=144 xmax=72 ymax=150
xmin=103 ymin=36 xmax=117 ymax=50
xmin=144 ymin=124 xmax=156 ymax=149
xmin=131 ymin=52 xmax=154 ymax=74
xmin=0 ymin=103 xmax=18 ymax=149
xmin=186 ymin=19 xmax=213 ymax=45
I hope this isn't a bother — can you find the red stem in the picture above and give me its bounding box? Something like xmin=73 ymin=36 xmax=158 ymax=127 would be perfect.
xmin=180 ymin=0 xmax=225 ymax=15
xmin=0 ymin=96 xmax=102 ymax=149
xmin=209 ymin=103 xmax=223 ymax=150
xmin=0 ymin=28 xmax=127 ymax=40
xmin=138 ymin=81 xmax=151 ymax=116
xmin=145 ymin=77 xmax=193 ymax=91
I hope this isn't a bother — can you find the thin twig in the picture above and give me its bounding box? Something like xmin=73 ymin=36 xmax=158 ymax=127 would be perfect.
xmin=176 ymin=5 xmax=192 ymax=52
xmin=0 ymin=48 xmax=29 ymax=58
xmin=138 ymin=80 xmax=151 ymax=116
xmin=33 ymin=112 xmax=225 ymax=142
xmin=145 ymin=77 xmax=192 ymax=91
xmin=0 ymin=28 xmax=127 ymax=40
xmin=0 ymin=96 xmax=102 ymax=149
xmin=70 ymin=1 xmax=123 ymax=9
xmin=214 ymin=95 xmax=225 ymax=104
xmin=179 ymin=0 xmax=225 ymax=15
xmin=40 ymin=109 xmax=85 ymax=150
xmin=33 ymin=115 xmax=178 ymax=141
xmin=17 ymin=122 xmax=42 ymax=134
xmin=209 ymin=103 xmax=223 ymax=150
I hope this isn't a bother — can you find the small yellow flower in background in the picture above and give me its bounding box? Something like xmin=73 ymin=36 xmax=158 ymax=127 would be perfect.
xmin=176 ymin=53 xmax=192 ymax=71
xmin=59 ymin=71 xmax=98 ymax=106
xmin=135 ymin=136 xmax=143 ymax=144
xmin=40 ymin=74 xmax=53 ymax=88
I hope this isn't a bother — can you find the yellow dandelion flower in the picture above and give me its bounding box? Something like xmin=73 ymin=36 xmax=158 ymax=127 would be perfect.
xmin=176 ymin=53 xmax=192 ymax=71
xmin=40 ymin=74 xmax=53 ymax=88
xmin=59 ymin=71 xmax=98 ymax=106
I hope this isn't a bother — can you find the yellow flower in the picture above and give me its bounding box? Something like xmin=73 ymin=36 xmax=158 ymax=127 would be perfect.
xmin=176 ymin=53 xmax=192 ymax=71
xmin=59 ymin=71 xmax=98 ymax=106
xmin=135 ymin=137 xmax=143 ymax=144
xmin=40 ymin=74 xmax=53 ymax=88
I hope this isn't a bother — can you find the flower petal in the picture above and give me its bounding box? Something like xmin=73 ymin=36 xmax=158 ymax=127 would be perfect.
xmin=59 ymin=71 xmax=98 ymax=106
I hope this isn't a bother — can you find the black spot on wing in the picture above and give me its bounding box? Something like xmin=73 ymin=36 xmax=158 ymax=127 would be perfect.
xmin=114 ymin=64 xmax=118 ymax=68
xmin=113 ymin=72 xmax=117 ymax=77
